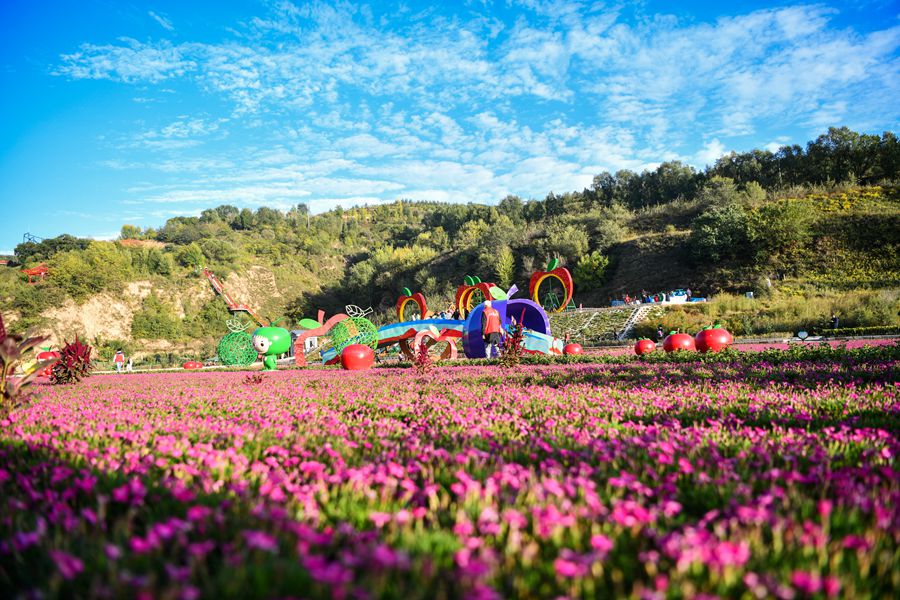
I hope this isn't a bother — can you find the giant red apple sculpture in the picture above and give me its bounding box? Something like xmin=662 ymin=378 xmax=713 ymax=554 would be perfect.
xmin=529 ymin=258 xmax=574 ymax=313
xmin=563 ymin=343 xmax=583 ymax=355
xmin=396 ymin=287 xmax=428 ymax=322
xmin=695 ymin=324 xmax=733 ymax=353
xmin=634 ymin=339 xmax=656 ymax=355
xmin=341 ymin=344 xmax=375 ymax=370
xmin=663 ymin=332 xmax=696 ymax=353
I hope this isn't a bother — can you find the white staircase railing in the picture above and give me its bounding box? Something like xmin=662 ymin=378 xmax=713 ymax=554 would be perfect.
xmin=617 ymin=305 xmax=651 ymax=341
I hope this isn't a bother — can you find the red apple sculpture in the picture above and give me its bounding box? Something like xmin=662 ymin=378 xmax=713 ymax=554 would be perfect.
xmin=563 ymin=343 xmax=583 ymax=355
xmin=454 ymin=276 xmax=504 ymax=317
xmin=529 ymin=258 xmax=574 ymax=313
xmin=341 ymin=344 xmax=375 ymax=370
xmin=396 ymin=287 xmax=428 ymax=322
xmin=695 ymin=325 xmax=733 ymax=353
xmin=663 ymin=332 xmax=696 ymax=353
xmin=634 ymin=339 xmax=656 ymax=355
xmin=36 ymin=348 xmax=60 ymax=376
xmin=183 ymin=361 xmax=203 ymax=369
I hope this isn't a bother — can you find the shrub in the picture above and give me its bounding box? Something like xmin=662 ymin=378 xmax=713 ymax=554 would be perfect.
xmin=573 ymin=250 xmax=610 ymax=290
xmin=132 ymin=294 xmax=182 ymax=340
xmin=0 ymin=312 xmax=57 ymax=417
xmin=499 ymin=322 xmax=526 ymax=368
xmin=49 ymin=241 xmax=133 ymax=301
xmin=413 ymin=340 xmax=432 ymax=375
xmin=50 ymin=337 xmax=93 ymax=385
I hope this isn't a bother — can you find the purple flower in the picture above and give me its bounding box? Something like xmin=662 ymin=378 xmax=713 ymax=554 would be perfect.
xmin=243 ymin=530 xmax=278 ymax=553
xmin=49 ymin=549 xmax=83 ymax=580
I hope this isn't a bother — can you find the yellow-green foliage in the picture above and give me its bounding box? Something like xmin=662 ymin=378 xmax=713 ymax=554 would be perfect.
xmin=635 ymin=289 xmax=900 ymax=338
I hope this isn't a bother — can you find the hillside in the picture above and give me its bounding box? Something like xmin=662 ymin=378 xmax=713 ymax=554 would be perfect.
xmin=2 ymin=127 xmax=899 ymax=361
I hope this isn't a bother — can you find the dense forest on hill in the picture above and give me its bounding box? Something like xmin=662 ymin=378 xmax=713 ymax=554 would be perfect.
xmin=2 ymin=127 xmax=899 ymax=344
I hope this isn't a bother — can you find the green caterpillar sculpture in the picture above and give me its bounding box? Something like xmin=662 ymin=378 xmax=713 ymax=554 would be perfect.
xmin=251 ymin=326 xmax=291 ymax=371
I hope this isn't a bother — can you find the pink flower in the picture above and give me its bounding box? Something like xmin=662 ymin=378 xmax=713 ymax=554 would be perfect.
xmin=713 ymin=541 xmax=750 ymax=568
xmin=49 ymin=549 xmax=83 ymax=580
xmin=791 ymin=570 xmax=822 ymax=594
xmin=129 ymin=535 xmax=158 ymax=554
xmin=823 ymin=576 xmax=841 ymax=598
xmin=554 ymin=557 xmax=582 ymax=578
xmin=662 ymin=500 xmax=682 ymax=518
xmin=111 ymin=484 xmax=130 ymax=503
xmin=611 ymin=500 xmax=654 ymax=527
xmin=243 ymin=530 xmax=278 ymax=553
xmin=842 ymin=535 xmax=870 ymax=551
xmin=370 ymin=511 xmax=392 ymax=528
xmin=105 ymin=544 xmax=122 ymax=560
xmin=590 ymin=534 xmax=614 ymax=555
xmin=186 ymin=505 xmax=212 ymax=522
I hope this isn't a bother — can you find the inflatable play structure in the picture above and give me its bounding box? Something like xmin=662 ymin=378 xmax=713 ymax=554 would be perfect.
xmin=293 ymin=275 xmax=569 ymax=368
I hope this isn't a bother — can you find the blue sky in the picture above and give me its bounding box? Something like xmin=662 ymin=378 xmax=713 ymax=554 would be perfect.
xmin=2 ymin=0 xmax=899 ymax=255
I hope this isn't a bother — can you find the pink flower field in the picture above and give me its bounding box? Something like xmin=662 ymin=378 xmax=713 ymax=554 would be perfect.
xmin=1 ymin=346 xmax=898 ymax=599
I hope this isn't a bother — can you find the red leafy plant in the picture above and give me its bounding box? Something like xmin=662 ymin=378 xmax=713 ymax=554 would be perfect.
xmin=243 ymin=373 xmax=265 ymax=386
xmin=50 ymin=337 xmax=94 ymax=385
xmin=0 ymin=312 xmax=57 ymax=417
xmin=413 ymin=340 xmax=432 ymax=375
xmin=499 ymin=321 xmax=525 ymax=368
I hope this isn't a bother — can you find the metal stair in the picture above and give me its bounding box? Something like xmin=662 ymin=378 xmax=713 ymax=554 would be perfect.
xmin=617 ymin=305 xmax=651 ymax=341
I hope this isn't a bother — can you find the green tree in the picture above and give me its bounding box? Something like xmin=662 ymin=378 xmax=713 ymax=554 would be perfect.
xmin=131 ymin=293 xmax=182 ymax=340
xmin=689 ymin=202 xmax=753 ymax=264
xmin=538 ymin=223 xmax=589 ymax=264
xmin=120 ymin=224 xmax=142 ymax=239
xmin=494 ymin=246 xmax=515 ymax=289
xmin=454 ymin=219 xmax=490 ymax=250
xmin=696 ymin=176 xmax=741 ymax=207
xmin=750 ymin=200 xmax=812 ymax=276
xmin=175 ymin=243 xmax=205 ymax=268
xmin=573 ymin=250 xmax=609 ymax=290
xmin=50 ymin=241 xmax=133 ymax=300
xmin=148 ymin=249 xmax=175 ymax=275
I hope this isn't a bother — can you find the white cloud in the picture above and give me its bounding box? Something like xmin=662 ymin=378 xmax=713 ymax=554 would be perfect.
xmin=48 ymin=2 xmax=900 ymax=226
xmin=694 ymin=139 xmax=728 ymax=167
xmin=56 ymin=38 xmax=194 ymax=83
xmin=148 ymin=11 xmax=175 ymax=32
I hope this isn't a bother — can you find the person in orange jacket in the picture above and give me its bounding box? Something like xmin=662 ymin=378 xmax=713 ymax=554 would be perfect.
xmin=482 ymin=300 xmax=502 ymax=358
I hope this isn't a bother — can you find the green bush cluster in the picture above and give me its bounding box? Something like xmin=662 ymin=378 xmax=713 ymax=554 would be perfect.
xmin=131 ymin=294 xmax=182 ymax=340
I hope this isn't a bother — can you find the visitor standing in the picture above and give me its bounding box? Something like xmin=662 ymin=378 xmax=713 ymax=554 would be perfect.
xmin=830 ymin=314 xmax=839 ymax=329
xmin=125 ymin=358 xmax=133 ymax=373
xmin=482 ymin=301 xmax=502 ymax=359
xmin=657 ymin=325 xmax=665 ymax=341
xmin=113 ymin=350 xmax=125 ymax=373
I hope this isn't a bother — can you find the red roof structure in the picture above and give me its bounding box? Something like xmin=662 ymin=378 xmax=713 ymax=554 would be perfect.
xmin=22 ymin=263 xmax=49 ymax=284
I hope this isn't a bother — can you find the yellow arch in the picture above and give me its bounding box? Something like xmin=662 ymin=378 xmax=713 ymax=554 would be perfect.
xmin=398 ymin=297 xmax=424 ymax=322
xmin=531 ymin=273 xmax=568 ymax=313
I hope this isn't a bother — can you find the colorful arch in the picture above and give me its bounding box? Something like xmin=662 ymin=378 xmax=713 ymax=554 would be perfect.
xmin=396 ymin=291 xmax=428 ymax=321
xmin=528 ymin=264 xmax=574 ymax=313
xmin=455 ymin=282 xmax=507 ymax=316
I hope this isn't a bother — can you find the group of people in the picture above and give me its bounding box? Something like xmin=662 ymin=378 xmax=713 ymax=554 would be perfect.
xmin=617 ymin=288 xmax=693 ymax=306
